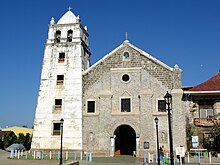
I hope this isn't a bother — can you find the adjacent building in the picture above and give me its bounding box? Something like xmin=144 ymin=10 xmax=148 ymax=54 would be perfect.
xmin=183 ymin=72 xmax=220 ymax=154
xmin=1 ymin=126 xmax=33 ymax=137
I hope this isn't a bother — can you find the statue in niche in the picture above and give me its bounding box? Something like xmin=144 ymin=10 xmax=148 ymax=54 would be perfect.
xmin=160 ymin=132 xmax=167 ymax=143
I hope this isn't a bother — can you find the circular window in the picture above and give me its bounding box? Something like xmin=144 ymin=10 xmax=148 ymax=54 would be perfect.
xmin=122 ymin=74 xmax=130 ymax=82
xmin=123 ymin=51 xmax=130 ymax=59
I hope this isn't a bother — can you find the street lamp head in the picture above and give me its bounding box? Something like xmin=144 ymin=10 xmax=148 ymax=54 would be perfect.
xmin=60 ymin=118 xmax=64 ymax=123
xmin=164 ymin=91 xmax=172 ymax=104
xmin=154 ymin=117 xmax=159 ymax=124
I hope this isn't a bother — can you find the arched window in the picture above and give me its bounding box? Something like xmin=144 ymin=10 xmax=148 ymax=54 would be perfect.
xmin=67 ymin=30 xmax=73 ymax=42
xmin=55 ymin=30 xmax=61 ymax=43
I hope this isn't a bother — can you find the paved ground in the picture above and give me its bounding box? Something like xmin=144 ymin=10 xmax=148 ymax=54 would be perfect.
xmin=0 ymin=150 xmax=142 ymax=165
xmin=1 ymin=149 xmax=220 ymax=165
xmin=0 ymin=149 xmax=58 ymax=165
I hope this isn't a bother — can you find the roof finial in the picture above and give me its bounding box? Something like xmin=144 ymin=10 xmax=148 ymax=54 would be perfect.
xmin=123 ymin=32 xmax=129 ymax=43
xmin=125 ymin=32 xmax=128 ymax=40
xmin=67 ymin=6 xmax=72 ymax=11
xmin=50 ymin=17 xmax=55 ymax=25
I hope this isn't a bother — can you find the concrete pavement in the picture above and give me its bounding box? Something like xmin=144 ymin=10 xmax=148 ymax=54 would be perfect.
xmin=1 ymin=149 xmax=220 ymax=165
xmin=0 ymin=149 xmax=142 ymax=165
xmin=0 ymin=149 xmax=58 ymax=165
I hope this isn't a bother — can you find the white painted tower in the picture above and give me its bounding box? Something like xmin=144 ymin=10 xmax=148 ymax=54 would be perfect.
xmin=31 ymin=10 xmax=90 ymax=151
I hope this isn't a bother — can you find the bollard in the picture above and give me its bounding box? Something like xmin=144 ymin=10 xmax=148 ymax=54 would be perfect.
xmin=80 ymin=151 xmax=83 ymax=160
xmin=15 ymin=150 xmax=17 ymax=158
xmin=209 ymin=152 xmax=212 ymax=163
xmin=26 ymin=151 xmax=28 ymax=159
xmin=18 ymin=150 xmax=20 ymax=159
xmin=143 ymin=152 xmax=146 ymax=164
xmin=187 ymin=151 xmax=190 ymax=163
xmin=198 ymin=151 xmax=200 ymax=163
xmin=58 ymin=151 xmax=60 ymax=160
xmin=33 ymin=151 xmax=36 ymax=159
xmin=74 ymin=152 xmax=77 ymax=160
xmin=66 ymin=151 xmax=68 ymax=160
xmin=50 ymin=151 xmax=52 ymax=160
xmin=86 ymin=152 xmax=88 ymax=161
xmin=42 ymin=150 xmax=44 ymax=159
xmin=10 ymin=149 xmax=15 ymax=159
xmin=89 ymin=152 xmax=92 ymax=162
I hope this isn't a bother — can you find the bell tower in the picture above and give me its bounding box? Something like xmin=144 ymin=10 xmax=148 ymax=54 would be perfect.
xmin=31 ymin=10 xmax=90 ymax=150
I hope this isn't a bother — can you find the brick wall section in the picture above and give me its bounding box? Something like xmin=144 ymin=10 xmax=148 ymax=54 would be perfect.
xmin=83 ymin=46 xmax=174 ymax=90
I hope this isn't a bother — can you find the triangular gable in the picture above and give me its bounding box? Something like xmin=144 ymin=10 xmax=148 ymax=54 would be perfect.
xmin=57 ymin=11 xmax=78 ymax=24
xmin=120 ymin=91 xmax=131 ymax=97
xmin=84 ymin=40 xmax=173 ymax=74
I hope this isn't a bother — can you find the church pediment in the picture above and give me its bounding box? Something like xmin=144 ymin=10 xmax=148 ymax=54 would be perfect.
xmin=83 ymin=40 xmax=178 ymax=89
xmin=85 ymin=40 xmax=173 ymax=74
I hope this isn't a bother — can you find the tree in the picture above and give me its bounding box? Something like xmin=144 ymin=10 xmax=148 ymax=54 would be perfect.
xmin=3 ymin=132 xmax=17 ymax=149
xmin=212 ymin=124 xmax=220 ymax=138
xmin=18 ymin=133 xmax=25 ymax=144
xmin=211 ymin=124 xmax=220 ymax=152
xmin=186 ymin=124 xmax=194 ymax=151
xmin=24 ymin=133 xmax=32 ymax=150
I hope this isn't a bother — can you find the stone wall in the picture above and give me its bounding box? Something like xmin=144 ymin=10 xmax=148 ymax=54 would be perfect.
xmin=83 ymin=44 xmax=174 ymax=90
xmin=82 ymin=41 xmax=185 ymax=156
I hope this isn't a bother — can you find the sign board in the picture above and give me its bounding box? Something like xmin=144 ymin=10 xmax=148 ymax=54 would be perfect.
xmin=176 ymin=147 xmax=185 ymax=157
xmin=192 ymin=136 xmax=199 ymax=148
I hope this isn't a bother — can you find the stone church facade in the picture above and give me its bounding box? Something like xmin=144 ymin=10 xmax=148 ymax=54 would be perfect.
xmin=31 ymin=10 xmax=186 ymax=157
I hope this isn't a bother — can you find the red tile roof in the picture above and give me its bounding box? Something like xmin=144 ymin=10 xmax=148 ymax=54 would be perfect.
xmin=188 ymin=72 xmax=220 ymax=91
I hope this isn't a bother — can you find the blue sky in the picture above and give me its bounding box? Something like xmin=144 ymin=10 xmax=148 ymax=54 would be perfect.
xmin=0 ymin=0 xmax=220 ymax=128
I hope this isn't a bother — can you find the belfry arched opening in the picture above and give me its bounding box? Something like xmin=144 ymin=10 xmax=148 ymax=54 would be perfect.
xmin=114 ymin=125 xmax=136 ymax=155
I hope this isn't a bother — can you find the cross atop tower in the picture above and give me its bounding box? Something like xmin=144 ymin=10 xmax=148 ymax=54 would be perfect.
xmin=125 ymin=32 xmax=128 ymax=40
xmin=67 ymin=6 xmax=72 ymax=11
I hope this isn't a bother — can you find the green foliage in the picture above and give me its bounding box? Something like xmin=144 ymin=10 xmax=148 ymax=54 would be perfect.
xmin=18 ymin=133 xmax=25 ymax=144
xmin=186 ymin=124 xmax=194 ymax=140
xmin=3 ymin=132 xmax=17 ymax=149
xmin=24 ymin=133 xmax=32 ymax=150
xmin=211 ymin=124 xmax=220 ymax=138
xmin=186 ymin=124 xmax=194 ymax=151
xmin=15 ymin=133 xmax=32 ymax=150
xmin=2 ymin=132 xmax=32 ymax=150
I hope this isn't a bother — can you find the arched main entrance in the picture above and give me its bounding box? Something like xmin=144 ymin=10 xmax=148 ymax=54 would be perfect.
xmin=114 ymin=125 xmax=136 ymax=155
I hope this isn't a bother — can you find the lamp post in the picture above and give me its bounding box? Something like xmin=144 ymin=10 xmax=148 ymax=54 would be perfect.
xmin=59 ymin=118 xmax=64 ymax=165
xmin=154 ymin=117 xmax=160 ymax=165
xmin=164 ymin=91 xmax=174 ymax=165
